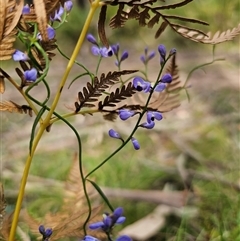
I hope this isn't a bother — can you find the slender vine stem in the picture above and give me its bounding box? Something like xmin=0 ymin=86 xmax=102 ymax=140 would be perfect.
xmin=8 ymin=1 xmax=101 ymax=239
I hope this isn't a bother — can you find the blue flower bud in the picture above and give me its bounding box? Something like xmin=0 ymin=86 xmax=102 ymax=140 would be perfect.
xmin=120 ymin=51 xmax=129 ymax=62
xmin=154 ymin=83 xmax=166 ymax=92
xmin=24 ymin=68 xmax=37 ymax=82
xmin=38 ymin=225 xmax=45 ymax=235
xmin=22 ymin=4 xmax=30 ymax=14
xmin=12 ymin=50 xmax=29 ymax=61
xmin=112 ymin=43 xmax=120 ymax=55
xmin=87 ymin=34 xmax=98 ymax=45
xmin=131 ymin=137 xmax=140 ymax=150
xmin=116 ymin=235 xmax=133 ymax=241
xmin=108 ymin=129 xmax=121 ymax=139
xmin=83 ymin=235 xmax=100 ymax=241
xmin=89 ymin=221 xmax=104 ymax=230
xmin=169 ymin=48 xmax=177 ymax=56
xmin=64 ymin=0 xmax=73 ymax=12
xmin=44 ymin=228 xmax=52 ymax=237
xmin=118 ymin=109 xmax=135 ymax=120
xmin=160 ymin=73 xmax=172 ymax=83
xmin=158 ymin=44 xmax=167 ymax=60
xmin=37 ymin=26 xmax=55 ymax=40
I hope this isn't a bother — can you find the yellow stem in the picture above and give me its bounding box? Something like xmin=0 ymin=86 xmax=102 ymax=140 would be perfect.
xmin=9 ymin=1 xmax=101 ymax=239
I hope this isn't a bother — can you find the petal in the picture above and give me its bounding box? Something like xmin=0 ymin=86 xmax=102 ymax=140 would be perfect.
xmin=158 ymin=44 xmax=166 ymax=60
xmin=153 ymin=111 xmax=163 ymax=121
xmin=83 ymin=235 xmax=99 ymax=241
xmin=119 ymin=109 xmax=135 ymax=121
xmin=161 ymin=73 xmax=172 ymax=83
xmin=64 ymin=1 xmax=73 ymax=12
xmin=131 ymin=137 xmax=140 ymax=150
xmin=108 ymin=129 xmax=121 ymax=139
xmin=99 ymin=47 xmax=109 ymax=57
xmin=120 ymin=51 xmax=128 ymax=62
xmin=113 ymin=207 xmax=124 ymax=217
xmin=116 ymin=216 xmax=126 ymax=224
xmin=12 ymin=50 xmax=29 ymax=61
xmin=87 ymin=34 xmax=98 ymax=45
xmin=112 ymin=43 xmax=119 ymax=55
xmin=148 ymin=51 xmax=155 ymax=61
xmin=89 ymin=221 xmax=104 ymax=230
xmin=38 ymin=225 xmax=45 ymax=235
xmin=22 ymin=4 xmax=30 ymax=14
xmin=91 ymin=46 xmax=100 ymax=56
xmin=44 ymin=228 xmax=52 ymax=237
xmin=133 ymin=77 xmax=151 ymax=92
xmin=24 ymin=68 xmax=37 ymax=82
xmin=169 ymin=48 xmax=177 ymax=56
xmin=154 ymin=83 xmax=166 ymax=92
xmin=140 ymin=55 xmax=146 ymax=64
xmin=139 ymin=121 xmax=155 ymax=129
xmin=116 ymin=235 xmax=133 ymax=241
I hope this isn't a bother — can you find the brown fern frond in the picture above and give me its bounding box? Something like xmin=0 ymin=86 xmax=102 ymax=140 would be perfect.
xmin=98 ymin=82 xmax=137 ymax=109
xmin=0 ymin=0 xmax=23 ymax=60
xmin=109 ymin=4 xmax=128 ymax=28
xmin=137 ymin=8 xmax=150 ymax=27
xmin=148 ymin=13 xmax=160 ymax=28
xmin=0 ymin=100 xmax=33 ymax=117
xmin=23 ymin=156 xmax=104 ymax=240
xmin=155 ymin=20 xmax=168 ymax=38
xmin=75 ymin=70 xmax=138 ymax=112
xmin=128 ymin=5 xmax=139 ymax=19
xmin=177 ymin=23 xmax=240 ymax=44
xmin=98 ymin=5 xmax=109 ymax=48
xmin=33 ymin=0 xmax=48 ymax=42
xmin=0 ymin=76 xmax=5 ymax=94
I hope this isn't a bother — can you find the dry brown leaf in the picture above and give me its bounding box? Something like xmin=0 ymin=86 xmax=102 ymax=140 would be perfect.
xmin=0 ymin=76 xmax=5 ymax=94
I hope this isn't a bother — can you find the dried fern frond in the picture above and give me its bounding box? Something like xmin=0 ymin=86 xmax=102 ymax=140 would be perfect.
xmin=176 ymin=23 xmax=240 ymax=44
xmin=0 ymin=76 xmax=5 ymax=94
xmin=75 ymin=70 xmax=138 ymax=112
xmin=23 ymin=155 xmax=105 ymax=241
xmin=0 ymin=0 xmax=23 ymax=60
xmin=106 ymin=0 xmax=210 ymax=41
xmin=0 ymin=100 xmax=33 ymax=117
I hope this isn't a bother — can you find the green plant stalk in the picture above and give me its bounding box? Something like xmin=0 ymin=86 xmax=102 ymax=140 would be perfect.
xmin=8 ymin=1 xmax=101 ymax=239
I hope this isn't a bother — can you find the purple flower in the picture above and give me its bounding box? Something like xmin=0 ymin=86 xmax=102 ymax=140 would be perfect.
xmin=147 ymin=111 xmax=162 ymax=122
xmin=64 ymin=0 xmax=73 ymax=12
xmin=22 ymin=4 xmax=30 ymax=14
xmin=89 ymin=207 xmax=126 ymax=233
xmin=38 ymin=225 xmax=52 ymax=240
xmin=161 ymin=73 xmax=172 ymax=83
xmin=37 ymin=26 xmax=55 ymax=40
xmin=131 ymin=137 xmax=140 ymax=150
xmin=87 ymin=34 xmax=98 ymax=45
xmin=12 ymin=50 xmax=29 ymax=61
xmin=50 ymin=6 xmax=64 ymax=22
xmin=24 ymin=68 xmax=37 ymax=82
xmin=91 ymin=46 xmax=112 ymax=57
xmin=120 ymin=50 xmax=129 ymax=62
xmin=82 ymin=236 xmax=99 ymax=241
xmin=158 ymin=44 xmax=167 ymax=60
xmin=108 ymin=129 xmax=122 ymax=139
xmin=154 ymin=82 xmax=166 ymax=92
xmin=116 ymin=235 xmax=133 ymax=241
xmin=133 ymin=77 xmax=151 ymax=93
xmin=139 ymin=121 xmax=155 ymax=129
xmin=112 ymin=43 xmax=120 ymax=55
xmin=118 ymin=109 xmax=136 ymax=120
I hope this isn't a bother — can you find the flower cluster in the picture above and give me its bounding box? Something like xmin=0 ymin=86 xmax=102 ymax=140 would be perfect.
xmin=83 ymin=207 xmax=131 ymax=241
xmin=87 ymin=34 xmax=113 ymax=57
xmin=140 ymin=47 xmax=155 ymax=64
xmin=39 ymin=225 xmax=52 ymax=241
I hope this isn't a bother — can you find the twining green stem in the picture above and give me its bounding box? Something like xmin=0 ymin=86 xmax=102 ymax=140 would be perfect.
xmin=9 ymin=1 xmax=101 ymax=239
